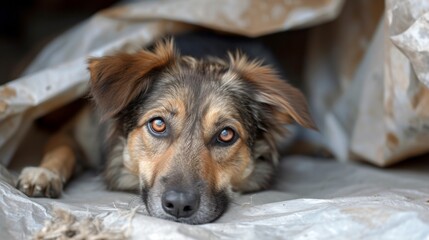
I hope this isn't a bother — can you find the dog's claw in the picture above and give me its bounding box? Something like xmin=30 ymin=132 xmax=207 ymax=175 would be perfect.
xmin=17 ymin=167 xmax=63 ymax=198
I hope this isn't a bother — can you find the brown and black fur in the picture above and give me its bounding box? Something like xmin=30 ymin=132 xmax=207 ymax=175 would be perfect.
xmin=17 ymin=35 xmax=316 ymax=224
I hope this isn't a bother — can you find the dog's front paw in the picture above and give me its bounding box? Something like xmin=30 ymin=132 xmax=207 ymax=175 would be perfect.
xmin=17 ymin=167 xmax=63 ymax=198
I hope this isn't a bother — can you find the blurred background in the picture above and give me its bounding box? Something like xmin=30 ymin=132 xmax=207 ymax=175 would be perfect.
xmin=0 ymin=0 xmax=118 ymax=84
xmin=0 ymin=0 xmax=310 ymax=88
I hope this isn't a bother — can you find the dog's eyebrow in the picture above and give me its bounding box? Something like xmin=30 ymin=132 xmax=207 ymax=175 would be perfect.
xmin=159 ymin=105 xmax=178 ymax=116
xmin=214 ymin=116 xmax=240 ymax=129
xmin=146 ymin=101 xmax=179 ymax=116
xmin=137 ymin=105 xmax=178 ymax=127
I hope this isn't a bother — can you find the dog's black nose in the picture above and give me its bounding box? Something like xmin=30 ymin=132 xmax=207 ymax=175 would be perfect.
xmin=162 ymin=190 xmax=200 ymax=218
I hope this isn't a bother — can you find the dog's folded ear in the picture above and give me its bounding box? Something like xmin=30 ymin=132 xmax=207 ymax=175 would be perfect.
xmin=88 ymin=39 xmax=176 ymax=120
xmin=229 ymin=53 xmax=317 ymax=130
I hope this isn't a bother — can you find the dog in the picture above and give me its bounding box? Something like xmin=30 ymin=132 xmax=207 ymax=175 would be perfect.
xmin=16 ymin=33 xmax=316 ymax=224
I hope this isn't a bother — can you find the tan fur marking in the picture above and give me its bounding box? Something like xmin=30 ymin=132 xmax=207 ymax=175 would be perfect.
xmin=122 ymin=144 xmax=138 ymax=175
xmin=42 ymin=134 xmax=77 ymax=182
xmin=40 ymin=146 xmax=76 ymax=182
xmin=200 ymin=148 xmax=218 ymax=189
xmin=229 ymin=144 xmax=253 ymax=188
xmin=199 ymin=141 xmax=251 ymax=191
xmin=149 ymin=145 xmax=175 ymax=187
xmin=218 ymin=141 xmax=250 ymax=189
xmin=127 ymin=127 xmax=176 ymax=188
xmin=126 ymin=128 xmax=148 ymax=175
xmin=200 ymin=104 xmax=252 ymax=191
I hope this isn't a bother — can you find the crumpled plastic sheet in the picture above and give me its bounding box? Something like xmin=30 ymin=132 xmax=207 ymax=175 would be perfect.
xmin=1 ymin=156 xmax=429 ymax=239
xmin=389 ymin=0 xmax=429 ymax=87
xmin=306 ymin=0 xmax=429 ymax=166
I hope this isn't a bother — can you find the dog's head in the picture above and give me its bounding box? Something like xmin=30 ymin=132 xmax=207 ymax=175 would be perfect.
xmin=88 ymin=40 xmax=316 ymax=224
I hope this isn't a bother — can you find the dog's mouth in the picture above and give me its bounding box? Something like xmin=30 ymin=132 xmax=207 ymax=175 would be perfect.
xmin=142 ymin=187 xmax=229 ymax=224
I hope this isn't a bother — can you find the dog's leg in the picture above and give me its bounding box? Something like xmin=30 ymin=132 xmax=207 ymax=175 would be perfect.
xmin=17 ymin=133 xmax=77 ymax=198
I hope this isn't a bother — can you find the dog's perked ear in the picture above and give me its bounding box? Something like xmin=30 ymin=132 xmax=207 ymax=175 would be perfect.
xmin=229 ymin=53 xmax=317 ymax=130
xmin=88 ymin=40 xmax=176 ymax=120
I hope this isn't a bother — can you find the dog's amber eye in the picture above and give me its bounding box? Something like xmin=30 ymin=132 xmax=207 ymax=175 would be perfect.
xmin=217 ymin=128 xmax=235 ymax=144
xmin=149 ymin=117 xmax=166 ymax=133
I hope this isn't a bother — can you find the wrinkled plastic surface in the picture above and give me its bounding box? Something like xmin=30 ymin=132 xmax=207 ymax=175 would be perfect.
xmin=306 ymin=0 xmax=429 ymax=166
xmin=1 ymin=156 xmax=429 ymax=239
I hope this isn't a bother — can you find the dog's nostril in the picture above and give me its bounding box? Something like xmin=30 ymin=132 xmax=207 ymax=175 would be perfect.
xmin=166 ymin=202 xmax=174 ymax=209
xmin=183 ymin=205 xmax=192 ymax=212
xmin=162 ymin=190 xmax=200 ymax=218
